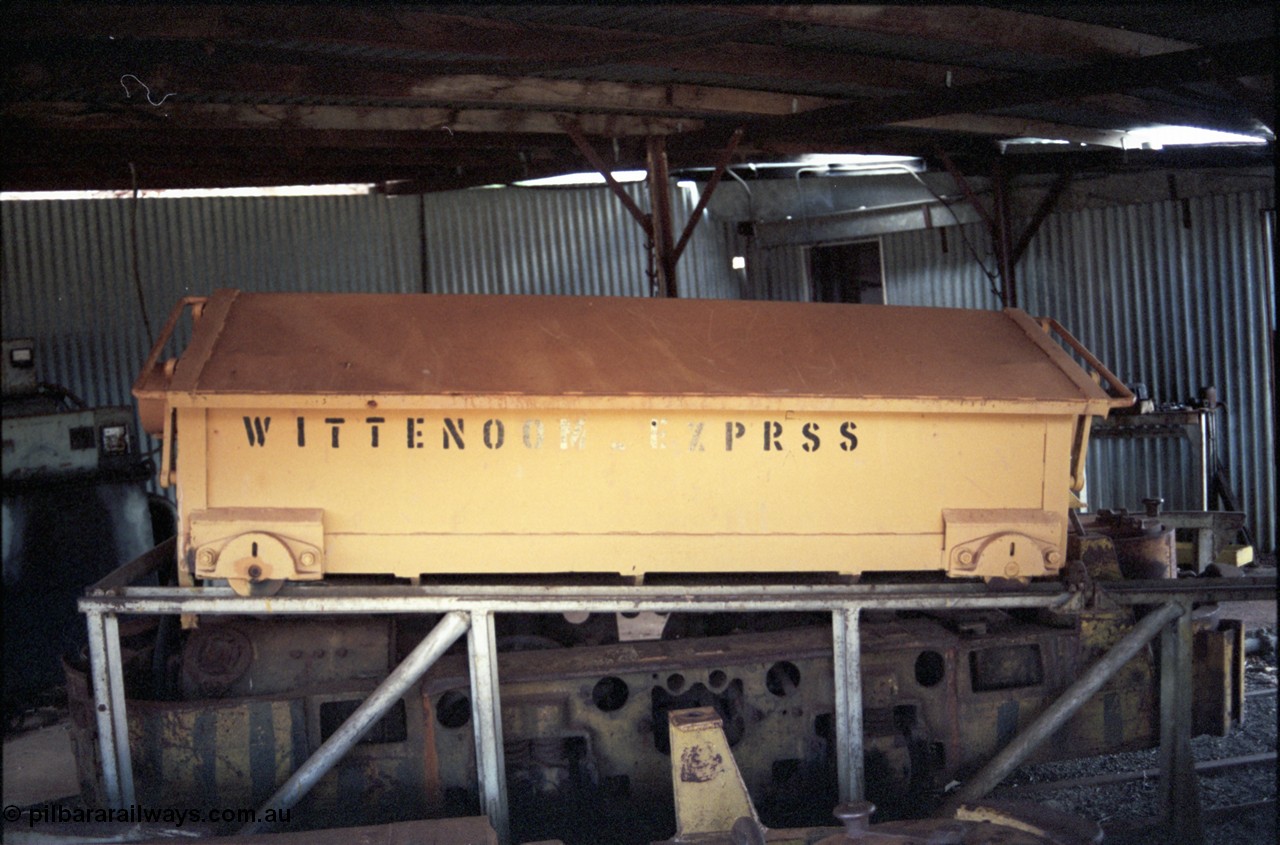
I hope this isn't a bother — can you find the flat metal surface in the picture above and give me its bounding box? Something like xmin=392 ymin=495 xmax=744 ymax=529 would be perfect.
xmin=155 ymin=289 xmax=1113 ymax=410
xmin=81 ymin=577 xmax=1276 ymax=614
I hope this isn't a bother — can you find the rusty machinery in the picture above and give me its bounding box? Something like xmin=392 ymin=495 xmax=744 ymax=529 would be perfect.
xmin=2 ymin=338 xmax=165 ymax=715
xmin=64 ymin=602 xmax=1246 ymax=842
xmin=75 ymin=291 xmax=1257 ymax=842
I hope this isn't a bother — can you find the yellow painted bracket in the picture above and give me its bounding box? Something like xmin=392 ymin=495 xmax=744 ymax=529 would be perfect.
xmin=668 ymin=707 xmax=760 ymax=840
xmin=189 ymin=507 xmax=325 ymax=595
xmin=943 ymin=509 xmax=1064 ymax=580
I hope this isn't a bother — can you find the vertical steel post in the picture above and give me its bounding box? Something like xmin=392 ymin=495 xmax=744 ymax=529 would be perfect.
xmin=469 ymin=610 xmax=510 ymax=845
xmin=832 ymin=606 xmax=864 ymax=803
xmin=102 ymin=613 xmax=135 ymax=806
xmin=1197 ymin=412 xmax=1210 ymax=510
xmin=85 ymin=610 xmax=122 ymax=809
xmin=1159 ymin=603 xmax=1204 ymax=845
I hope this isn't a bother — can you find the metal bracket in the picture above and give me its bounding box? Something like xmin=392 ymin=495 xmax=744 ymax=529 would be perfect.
xmin=943 ymin=509 xmax=1063 ymax=579
xmin=190 ymin=507 xmax=324 ymax=594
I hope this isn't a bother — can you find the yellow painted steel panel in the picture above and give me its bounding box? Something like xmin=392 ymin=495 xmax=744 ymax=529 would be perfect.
xmin=135 ymin=291 xmax=1127 ymax=584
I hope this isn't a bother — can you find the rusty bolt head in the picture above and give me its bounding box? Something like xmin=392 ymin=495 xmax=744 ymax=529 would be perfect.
xmin=299 ymin=551 xmax=317 ymax=569
xmin=246 ymin=564 xmax=263 ymax=580
xmin=957 ymin=549 xmax=975 ymax=567
xmin=1004 ymin=561 xmax=1020 ymax=577
xmin=1046 ymin=550 xmax=1063 ymax=567
xmin=197 ymin=549 xmax=215 ymax=569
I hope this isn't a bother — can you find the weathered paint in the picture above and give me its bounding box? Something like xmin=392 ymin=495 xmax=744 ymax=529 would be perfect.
xmin=135 ymin=291 xmax=1120 ymax=583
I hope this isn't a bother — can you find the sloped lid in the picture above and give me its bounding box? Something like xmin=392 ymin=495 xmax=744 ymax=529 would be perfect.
xmin=139 ymin=289 xmax=1123 ymax=413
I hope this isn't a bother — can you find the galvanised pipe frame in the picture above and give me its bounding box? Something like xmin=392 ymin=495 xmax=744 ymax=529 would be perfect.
xmin=80 ymin=556 xmax=1274 ymax=845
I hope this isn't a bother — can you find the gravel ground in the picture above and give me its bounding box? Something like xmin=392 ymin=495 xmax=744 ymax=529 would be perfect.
xmin=990 ymin=626 xmax=1278 ymax=845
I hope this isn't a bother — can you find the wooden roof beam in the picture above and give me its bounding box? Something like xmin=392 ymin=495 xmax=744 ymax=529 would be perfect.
xmin=3 ymin=102 xmax=704 ymax=136
xmin=720 ymin=5 xmax=1196 ymax=60
xmin=4 ymin=4 xmax=1002 ymax=93
xmin=4 ymin=55 xmax=837 ymax=119
xmin=717 ymin=37 xmax=1274 ymax=145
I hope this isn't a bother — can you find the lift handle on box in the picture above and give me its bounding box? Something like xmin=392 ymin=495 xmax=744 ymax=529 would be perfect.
xmin=139 ymin=296 xmax=209 ymax=382
xmin=1038 ymin=317 xmax=1135 ymax=410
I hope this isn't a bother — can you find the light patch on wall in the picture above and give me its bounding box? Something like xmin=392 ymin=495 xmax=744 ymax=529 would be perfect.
xmin=0 ymin=184 xmax=376 ymax=201
xmin=514 ymin=170 xmax=647 ymax=187
xmin=1122 ymin=125 xmax=1269 ymax=151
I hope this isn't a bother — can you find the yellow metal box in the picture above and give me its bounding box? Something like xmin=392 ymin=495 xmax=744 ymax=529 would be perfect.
xmin=134 ymin=290 xmax=1129 ymax=593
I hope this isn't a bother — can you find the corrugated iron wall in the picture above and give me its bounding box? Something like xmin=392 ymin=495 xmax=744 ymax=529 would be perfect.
xmin=419 ymin=182 xmax=738 ymax=299
xmin=881 ymin=220 xmax=1003 ymax=310
xmin=2 ymin=194 xmax=419 ymax=409
xmin=880 ymin=188 xmax=1276 ymax=551
xmin=1 ymin=183 xmax=735 ymax=415
xmin=4 ymin=181 xmax=1273 ymax=549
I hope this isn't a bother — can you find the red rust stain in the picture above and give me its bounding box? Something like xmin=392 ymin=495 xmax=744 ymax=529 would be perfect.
xmin=679 ymin=744 xmax=723 ymax=783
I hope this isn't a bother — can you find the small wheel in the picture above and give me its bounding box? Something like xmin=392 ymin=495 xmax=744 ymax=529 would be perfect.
xmin=228 ymin=577 xmax=285 ymax=597
xmin=982 ymin=575 xmax=1031 ymax=590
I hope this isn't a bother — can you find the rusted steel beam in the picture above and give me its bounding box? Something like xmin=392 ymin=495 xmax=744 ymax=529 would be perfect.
xmin=647 ymin=134 xmax=678 ymax=298
xmin=1011 ymin=170 xmax=1074 ymax=267
xmin=993 ymin=160 xmax=1017 ymax=309
xmin=935 ymin=147 xmax=995 ymax=233
xmin=556 ymin=115 xmax=651 ymax=233
xmin=672 ymin=128 xmax=744 ymax=264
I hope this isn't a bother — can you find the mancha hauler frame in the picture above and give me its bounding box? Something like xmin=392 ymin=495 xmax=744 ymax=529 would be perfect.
xmin=80 ymin=550 xmax=1273 ymax=845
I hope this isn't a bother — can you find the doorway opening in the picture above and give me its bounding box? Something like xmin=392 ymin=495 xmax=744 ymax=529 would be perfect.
xmin=808 ymin=240 xmax=884 ymax=304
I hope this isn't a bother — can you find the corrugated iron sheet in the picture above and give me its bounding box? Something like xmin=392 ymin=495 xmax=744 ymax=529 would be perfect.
xmin=1 ymin=183 xmax=733 ymax=414
xmin=879 ymin=188 xmax=1276 ymax=550
xmin=421 ymin=184 xmax=649 ymax=297
xmin=4 ymin=182 xmax=1273 ymax=550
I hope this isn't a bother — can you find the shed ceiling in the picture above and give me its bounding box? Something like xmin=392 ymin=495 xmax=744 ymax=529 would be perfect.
xmin=2 ymin=3 xmax=1274 ymax=192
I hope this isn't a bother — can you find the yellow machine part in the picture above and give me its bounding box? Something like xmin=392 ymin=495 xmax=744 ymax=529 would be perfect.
xmin=135 ymin=290 xmax=1130 ymax=584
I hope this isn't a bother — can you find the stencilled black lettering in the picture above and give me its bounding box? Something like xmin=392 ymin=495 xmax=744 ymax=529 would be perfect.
xmin=443 ymin=418 xmax=466 ymax=449
xmin=840 ymin=421 xmax=859 ymax=451
xmin=366 ymin=417 xmax=385 ymax=448
xmin=325 ymin=418 xmax=345 ymax=448
xmin=407 ymin=418 xmax=425 ymax=449
xmin=243 ymin=416 xmax=271 ymax=447
xmin=483 ymin=419 xmax=505 ymax=450
xmin=265 ymin=414 xmax=859 ymax=457
xmin=725 ymin=421 xmax=746 ymax=451
xmin=802 ymin=422 xmax=821 ymax=452
xmin=763 ymin=420 xmax=784 ymax=451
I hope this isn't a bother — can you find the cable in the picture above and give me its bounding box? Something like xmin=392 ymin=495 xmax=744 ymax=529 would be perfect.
xmin=129 ymin=163 xmax=156 ymax=348
xmin=876 ymin=164 xmax=1001 ymax=300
